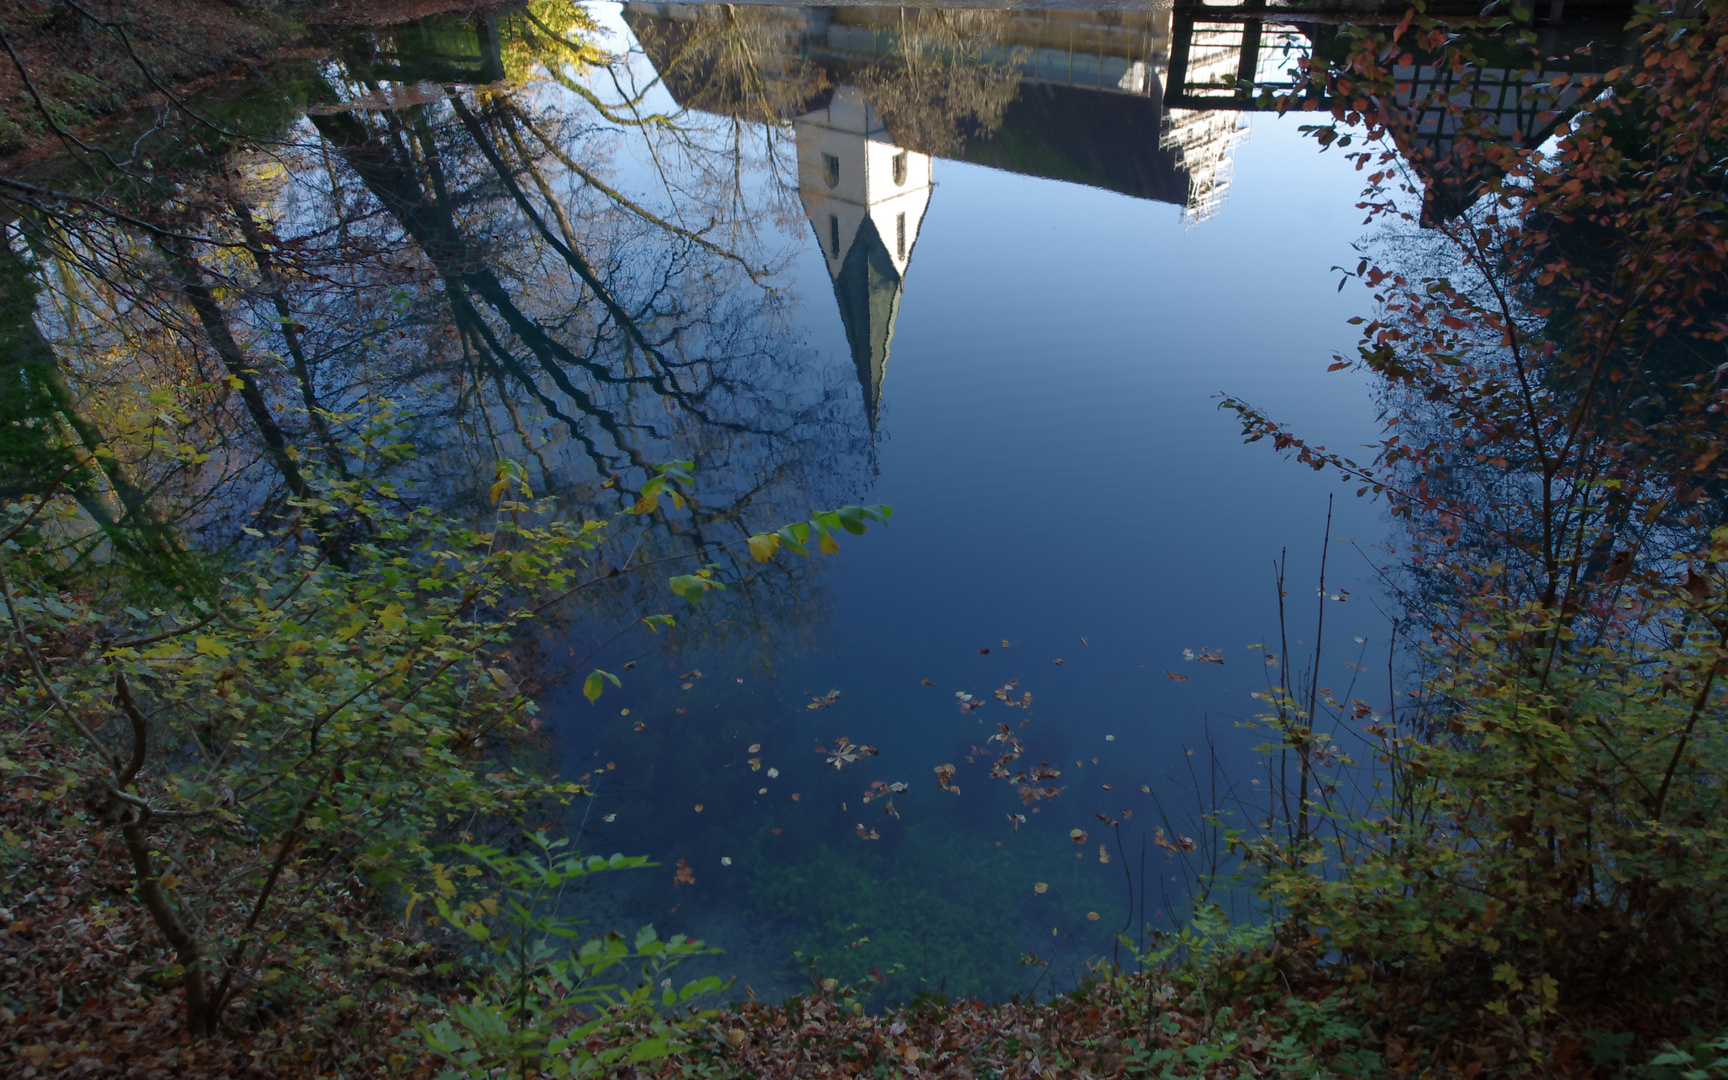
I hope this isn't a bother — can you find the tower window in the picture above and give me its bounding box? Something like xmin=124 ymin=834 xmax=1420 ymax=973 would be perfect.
xmin=829 ymin=214 xmax=841 ymax=257
xmin=893 ymin=151 xmax=908 ymax=186
xmin=896 ymin=212 xmax=906 ymax=259
xmin=822 ymin=153 xmax=840 ymax=189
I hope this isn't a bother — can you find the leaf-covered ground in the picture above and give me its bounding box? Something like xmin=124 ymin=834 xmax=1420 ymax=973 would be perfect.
xmin=2 ymin=716 xmax=1691 ymax=1080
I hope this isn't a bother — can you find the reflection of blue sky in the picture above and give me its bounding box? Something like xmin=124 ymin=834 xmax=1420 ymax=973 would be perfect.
xmin=554 ymin=4 xmax=1396 ymax=1000
xmin=796 ymin=110 xmax=1388 ymax=808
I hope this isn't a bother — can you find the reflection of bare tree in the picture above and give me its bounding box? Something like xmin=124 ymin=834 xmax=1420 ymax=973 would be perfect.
xmin=851 ymin=10 xmax=1022 ymax=159
xmin=622 ymin=5 xmax=832 ymax=128
xmin=2 ymin=8 xmax=878 ymax=663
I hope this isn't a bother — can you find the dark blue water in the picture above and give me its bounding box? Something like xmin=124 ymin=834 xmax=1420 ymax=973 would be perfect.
xmin=546 ymin=2 xmax=1390 ymax=1002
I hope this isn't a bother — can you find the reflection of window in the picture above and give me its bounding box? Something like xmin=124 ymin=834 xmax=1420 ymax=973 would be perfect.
xmin=822 ymin=153 xmax=840 ymax=189
xmin=896 ymin=212 xmax=906 ymax=259
xmin=829 ymin=215 xmax=841 ymax=257
xmin=892 ymin=151 xmax=908 ymax=186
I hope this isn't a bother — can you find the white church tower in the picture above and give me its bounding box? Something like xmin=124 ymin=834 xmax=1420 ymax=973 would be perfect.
xmin=795 ymin=87 xmax=933 ymax=427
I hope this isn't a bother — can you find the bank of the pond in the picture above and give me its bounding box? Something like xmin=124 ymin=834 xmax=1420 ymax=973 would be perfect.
xmin=0 ymin=0 xmax=517 ymax=159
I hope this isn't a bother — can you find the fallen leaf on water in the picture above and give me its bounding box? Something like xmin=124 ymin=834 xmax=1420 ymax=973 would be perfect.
xmin=620 ymin=708 xmax=630 ymax=716
xmin=1166 ymin=671 xmax=1189 ymax=684
xmin=633 ymin=720 xmax=647 ymax=731
xmin=679 ymin=670 xmax=702 ymax=680
xmin=1069 ymin=828 xmax=1089 ymax=845
xmin=749 ymin=743 xmax=762 ymax=753
xmin=721 ymin=856 xmax=732 ymax=866
xmin=921 ymin=678 xmax=934 ymax=685
xmin=748 ymin=757 xmax=762 ymax=770
xmin=791 ymin=793 xmax=801 ymax=801
xmin=673 ymin=861 xmax=694 ymax=887
xmin=1051 ymin=658 xmax=1064 ymax=665
xmin=758 ymin=787 xmax=767 ymax=794
xmin=1001 ymin=639 xmax=1011 ymax=648
xmin=1105 ymin=734 xmax=1115 ymax=741
xmin=1099 ymin=844 xmax=1111 ymax=864
xmin=676 ymin=707 xmax=686 ymax=714
xmin=1141 ymin=784 xmax=1151 ymax=793
xmin=772 ymin=828 xmax=783 ymax=835
xmin=603 ymin=813 xmax=617 ymax=822
xmin=694 ymin=804 xmax=704 ymax=812
xmin=1081 ymin=637 xmax=1089 ymax=646
xmin=1087 ymin=911 xmax=1100 ymax=921
xmin=806 ymin=689 xmax=841 ymax=710
xmin=1034 ymin=881 xmax=1048 ymax=894
xmin=767 ymin=767 xmax=779 ymax=778
xmin=682 ymin=682 xmax=694 ymax=690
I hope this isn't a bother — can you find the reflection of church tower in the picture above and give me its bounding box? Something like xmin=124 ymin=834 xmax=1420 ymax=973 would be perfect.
xmin=795 ymin=87 xmax=933 ymax=427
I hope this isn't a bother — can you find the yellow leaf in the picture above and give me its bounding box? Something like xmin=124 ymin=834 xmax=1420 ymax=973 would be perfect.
xmin=819 ymin=531 xmax=839 ymax=555
xmin=632 ymin=493 xmax=660 ymax=515
xmin=489 ymin=478 xmax=509 ymax=506
xmin=747 ymin=533 xmax=780 ymax=563
xmin=195 ymin=636 xmax=230 ymax=658
xmin=159 ymin=874 xmax=181 ymax=890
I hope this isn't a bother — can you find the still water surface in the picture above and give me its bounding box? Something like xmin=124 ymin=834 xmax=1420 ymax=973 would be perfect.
xmin=10 ymin=0 xmax=1602 ymax=1001
xmin=543 ymin=3 xmax=1388 ymax=1001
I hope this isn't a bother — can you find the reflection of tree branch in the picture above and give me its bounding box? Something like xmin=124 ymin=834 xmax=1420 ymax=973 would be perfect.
xmin=230 ymin=200 xmax=349 ymax=476
xmin=446 ymin=94 xmax=668 ymax=368
xmin=155 ymin=233 xmax=311 ymax=500
xmin=503 ymin=101 xmax=771 ymax=284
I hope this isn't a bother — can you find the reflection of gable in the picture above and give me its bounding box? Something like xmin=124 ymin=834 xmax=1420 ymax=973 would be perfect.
xmin=831 ymin=215 xmax=901 ymax=429
xmin=793 ymin=88 xmax=931 ymax=427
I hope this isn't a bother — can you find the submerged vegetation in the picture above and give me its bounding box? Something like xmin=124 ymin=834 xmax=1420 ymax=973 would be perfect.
xmin=4 ymin=0 xmax=1728 ymax=1076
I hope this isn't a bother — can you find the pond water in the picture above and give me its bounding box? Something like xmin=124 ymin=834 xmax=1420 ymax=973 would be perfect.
xmin=539 ymin=3 xmax=1389 ymax=1002
xmin=3 ymin=0 xmax=1634 ymax=1005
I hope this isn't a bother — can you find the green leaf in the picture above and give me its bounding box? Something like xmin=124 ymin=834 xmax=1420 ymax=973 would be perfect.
xmin=776 ymin=523 xmax=810 ymax=556
xmin=668 ymin=574 xmax=724 ymax=606
xmin=583 ymin=672 xmax=605 ymax=704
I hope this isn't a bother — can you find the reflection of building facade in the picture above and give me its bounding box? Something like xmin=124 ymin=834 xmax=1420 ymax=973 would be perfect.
xmin=621 ymin=2 xmax=1636 ymax=420
xmin=621 ymin=3 xmax=1233 ymax=425
xmin=794 ymin=88 xmax=933 ymax=426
